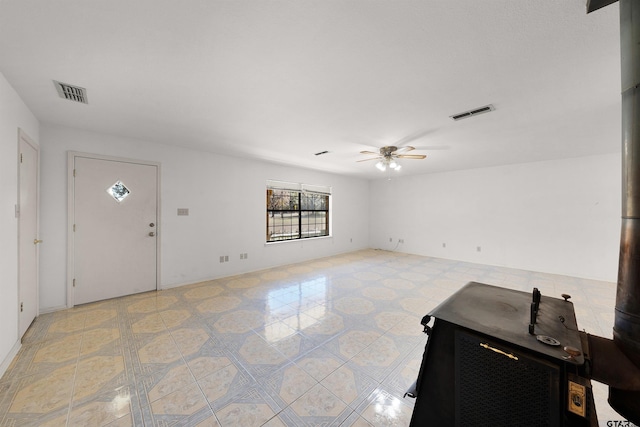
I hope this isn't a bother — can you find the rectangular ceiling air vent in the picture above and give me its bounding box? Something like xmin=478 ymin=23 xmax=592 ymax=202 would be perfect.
xmin=450 ymin=104 xmax=494 ymax=121
xmin=53 ymin=80 xmax=88 ymax=104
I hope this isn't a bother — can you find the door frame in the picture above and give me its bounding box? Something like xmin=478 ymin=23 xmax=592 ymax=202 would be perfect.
xmin=67 ymin=151 xmax=161 ymax=307
xmin=17 ymin=128 xmax=39 ymax=336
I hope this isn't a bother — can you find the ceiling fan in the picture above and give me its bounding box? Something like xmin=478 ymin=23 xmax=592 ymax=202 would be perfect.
xmin=357 ymin=146 xmax=426 ymax=171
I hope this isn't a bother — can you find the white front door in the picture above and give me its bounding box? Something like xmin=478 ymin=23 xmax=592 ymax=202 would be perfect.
xmin=73 ymin=155 xmax=159 ymax=305
xmin=18 ymin=130 xmax=38 ymax=338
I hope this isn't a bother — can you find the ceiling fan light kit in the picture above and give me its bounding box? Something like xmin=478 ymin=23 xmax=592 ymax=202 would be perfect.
xmin=375 ymin=158 xmax=402 ymax=172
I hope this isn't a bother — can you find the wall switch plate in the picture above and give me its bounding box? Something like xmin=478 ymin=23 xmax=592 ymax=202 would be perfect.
xmin=177 ymin=208 xmax=189 ymax=216
xmin=219 ymin=256 xmax=224 ymax=263
xmin=224 ymin=255 xmax=229 ymax=262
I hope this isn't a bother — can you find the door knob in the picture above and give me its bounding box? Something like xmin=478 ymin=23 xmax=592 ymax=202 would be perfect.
xmin=149 ymin=223 xmax=155 ymax=227
xmin=33 ymin=239 xmax=43 ymax=245
xmin=148 ymin=232 xmax=155 ymax=237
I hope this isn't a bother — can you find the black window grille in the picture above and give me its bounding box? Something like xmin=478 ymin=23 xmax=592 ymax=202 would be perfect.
xmin=267 ymin=188 xmax=330 ymax=242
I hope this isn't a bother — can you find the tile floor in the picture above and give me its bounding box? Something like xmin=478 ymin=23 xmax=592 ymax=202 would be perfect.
xmin=0 ymin=249 xmax=628 ymax=426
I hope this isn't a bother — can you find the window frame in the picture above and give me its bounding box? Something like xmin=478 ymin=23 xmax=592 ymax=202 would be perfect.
xmin=266 ymin=181 xmax=331 ymax=243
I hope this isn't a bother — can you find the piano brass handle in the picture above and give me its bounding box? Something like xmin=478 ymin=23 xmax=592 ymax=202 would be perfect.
xmin=33 ymin=239 xmax=43 ymax=245
xmin=480 ymin=343 xmax=519 ymax=361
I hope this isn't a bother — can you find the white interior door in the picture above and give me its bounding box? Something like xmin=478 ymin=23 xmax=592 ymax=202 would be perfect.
xmin=18 ymin=131 xmax=38 ymax=338
xmin=73 ymin=156 xmax=158 ymax=305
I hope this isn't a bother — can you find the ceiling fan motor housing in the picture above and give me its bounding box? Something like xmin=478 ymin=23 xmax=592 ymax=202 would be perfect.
xmin=380 ymin=146 xmax=398 ymax=157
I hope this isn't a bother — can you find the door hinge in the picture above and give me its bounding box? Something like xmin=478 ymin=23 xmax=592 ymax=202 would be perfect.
xmin=15 ymin=204 xmax=19 ymax=218
xmin=73 ymin=224 xmax=76 ymax=232
xmin=20 ymin=153 xmax=23 ymax=163
xmin=73 ymin=169 xmax=76 ymax=177
xmin=73 ymin=278 xmax=76 ymax=287
xmin=20 ymin=302 xmax=23 ymax=312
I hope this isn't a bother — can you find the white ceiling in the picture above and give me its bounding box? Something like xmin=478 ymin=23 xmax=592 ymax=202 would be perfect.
xmin=0 ymin=0 xmax=622 ymax=179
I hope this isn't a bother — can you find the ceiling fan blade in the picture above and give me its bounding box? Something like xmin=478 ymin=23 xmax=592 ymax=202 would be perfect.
xmin=412 ymin=145 xmax=450 ymax=150
xmin=393 ymin=129 xmax=437 ymax=147
xmin=356 ymin=157 xmax=382 ymax=162
xmin=359 ymin=150 xmax=379 ymax=155
xmin=397 ymin=154 xmax=426 ymax=159
xmin=394 ymin=146 xmax=415 ymax=154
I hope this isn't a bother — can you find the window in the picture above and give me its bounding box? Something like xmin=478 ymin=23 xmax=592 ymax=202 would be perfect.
xmin=106 ymin=180 xmax=131 ymax=203
xmin=266 ymin=180 xmax=331 ymax=242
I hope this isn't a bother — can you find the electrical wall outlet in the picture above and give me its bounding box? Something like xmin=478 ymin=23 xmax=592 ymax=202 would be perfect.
xmin=399 ymin=239 xmax=404 ymax=243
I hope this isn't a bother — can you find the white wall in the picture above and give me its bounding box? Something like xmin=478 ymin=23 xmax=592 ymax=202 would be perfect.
xmin=370 ymin=154 xmax=621 ymax=282
xmin=0 ymin=73 xmax=39 ymax=373
xmin=39 ymin=124 xmax=370 ymax=311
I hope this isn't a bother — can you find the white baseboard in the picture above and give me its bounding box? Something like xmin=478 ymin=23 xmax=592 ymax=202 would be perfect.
xmin=39 ymin=304 xmax=68 ymax=314
xmin=0 ymin=340 xmax=21 ymax=378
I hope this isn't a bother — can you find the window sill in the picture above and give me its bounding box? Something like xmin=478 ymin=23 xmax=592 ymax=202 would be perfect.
xmin=265 ymin=235 xmax=333 ymax=246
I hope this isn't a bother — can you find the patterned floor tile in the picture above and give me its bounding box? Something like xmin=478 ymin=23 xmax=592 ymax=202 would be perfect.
xmin=280 ymin=383 xmax=352 ymax=426
xmin=293 ymin=347 xmax=346 ymax=382
xmin=340 ymin=411 xmax=375 ymax=427
xmin=379 ymin=345 xmax=424 ymax=399
xmin=67 ymin=383 xmax=138 ymax=427
xmin=261 ymin=413 xmax=289 ymax=427
xmin=144 ymin=381 xmax=212 ymax=426
xmin=216 ymin=402 xmax=276 ymax=427
xmin=213 ymin=385 xmax=282 ymax=427
xmin=262 ymin=362 xmax=318 ymax=407
xmin=136 ymin=361 xmax=194 ymax=408
xmin=234 ymin=333 xmax=291 ymax=378
xmin=73 ymin=355 xmax=128 ymax=402
xmin=349 ymin=336 xmax=404 ymax=382
xmin=355 ymin=387 xmax=414 ymax=427
xmin=197 ymin=359 xmax=257 ymax=411
xmin=0 ymin=250 xmax=621 ymax=427
xmin=319 ymin=361 xmax=379 ymax=409
xmin=9 ymin=364 xmax=75 ymax=414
